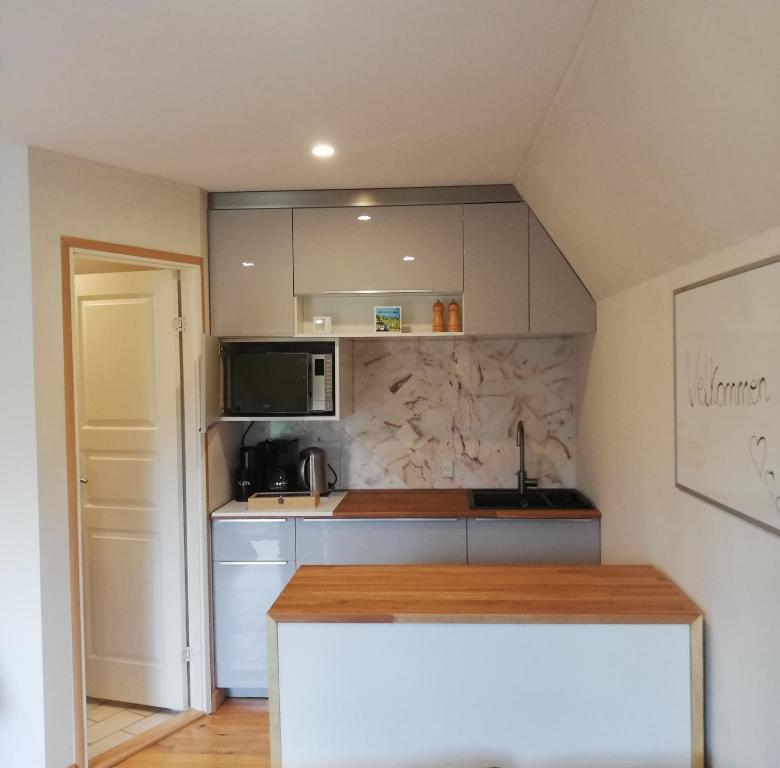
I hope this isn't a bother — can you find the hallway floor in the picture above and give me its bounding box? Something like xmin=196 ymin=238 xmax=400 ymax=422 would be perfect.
xmin=115 ymin=698 xmax=268 ymax=767
xmin=87 ymin=699 xmax=180 ymax=759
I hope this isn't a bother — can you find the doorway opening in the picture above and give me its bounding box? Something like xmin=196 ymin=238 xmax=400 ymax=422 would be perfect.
xmin=62 ymin=239 xmax=210 ymax=768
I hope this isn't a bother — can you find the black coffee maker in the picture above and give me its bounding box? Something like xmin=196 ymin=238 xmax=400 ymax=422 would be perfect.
xmin=236 ymin=437 xmax=300 ymax=500
xmin=259 ymin=438 xmax=299 ymax=492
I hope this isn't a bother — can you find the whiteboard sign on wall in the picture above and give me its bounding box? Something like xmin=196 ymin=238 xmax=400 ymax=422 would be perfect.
xmin=674 ymin=256 xmax=780 ymax=536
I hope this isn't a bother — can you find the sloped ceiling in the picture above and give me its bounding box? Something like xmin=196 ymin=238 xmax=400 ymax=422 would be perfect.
xmin=516 ymin=0 xmax=780 ymax=299
xmin=0 ymin=0 xmax=592 ymax=191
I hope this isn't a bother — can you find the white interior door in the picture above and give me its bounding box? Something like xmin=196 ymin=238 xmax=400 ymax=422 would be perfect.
xmin=75 ymin=269 xmax=188 ymax=711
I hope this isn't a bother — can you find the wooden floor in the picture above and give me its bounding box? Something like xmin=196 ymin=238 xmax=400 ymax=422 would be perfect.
xmin=115 ymin=699 xmax=269 ymax=767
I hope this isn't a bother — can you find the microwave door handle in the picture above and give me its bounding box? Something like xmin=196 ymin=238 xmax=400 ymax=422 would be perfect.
xmin=307 ymin=354 xmax=313 ymax=413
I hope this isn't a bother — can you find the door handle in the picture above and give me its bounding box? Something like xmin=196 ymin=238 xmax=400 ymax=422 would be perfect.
xmin=80 ymin=478 xmax=88 ymax=484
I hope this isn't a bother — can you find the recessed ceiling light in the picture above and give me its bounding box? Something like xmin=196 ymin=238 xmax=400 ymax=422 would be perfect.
xmin=403 ymin=254 xmax=415 ymax=262
xmin=242 ymin=261 xmax=255 ymax=267
xmin=357 ymin=214 xmax=372 ymax=221
xmin=312 ymin=143 xmax=335 ymax=158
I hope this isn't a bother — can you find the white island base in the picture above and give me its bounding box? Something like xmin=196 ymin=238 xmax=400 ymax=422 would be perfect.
xmin=267 ymin=565 xmax=703 ymax=768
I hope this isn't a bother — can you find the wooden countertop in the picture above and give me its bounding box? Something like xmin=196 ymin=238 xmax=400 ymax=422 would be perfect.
xmin=268 ymin=564 xmax=702 ymax=625
xmin=332 ymin=489 xmax=601 ymax=520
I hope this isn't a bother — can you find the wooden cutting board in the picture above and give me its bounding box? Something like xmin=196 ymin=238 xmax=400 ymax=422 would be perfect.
xmin=248 ymin=492 xmax=320 ymax=510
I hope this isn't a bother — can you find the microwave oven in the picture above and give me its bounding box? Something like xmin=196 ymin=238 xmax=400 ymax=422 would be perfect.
xmin=221 ymin=341 xmax=335 ymax=417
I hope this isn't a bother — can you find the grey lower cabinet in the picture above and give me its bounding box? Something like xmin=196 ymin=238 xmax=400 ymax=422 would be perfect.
xmin=295 ymin=518 xmax=468 ymax=565
xmin=212 ymin=519 xmax=295 ymax=695
xmin=212 ymin=514 xmax=600 ymax=698
xmin=466 ymin=518 xmax=601 ymax=564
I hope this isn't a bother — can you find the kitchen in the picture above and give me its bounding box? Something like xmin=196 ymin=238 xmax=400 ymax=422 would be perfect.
xmin=2 ymin=2 xmax=780 ymax=768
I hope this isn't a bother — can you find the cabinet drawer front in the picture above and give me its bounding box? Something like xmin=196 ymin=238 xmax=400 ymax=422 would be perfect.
xmin=293 ymin=205 xmax=464 ymax=294
xmin=213 ymin=559 xmax=295 ymax=691
xmin=296 ymin=519 xmax=467 ymax=565
xmin=212 ymin=518 xmax=295 ymax=562
xmin=467 ymin=519 xmax=600 ymax=564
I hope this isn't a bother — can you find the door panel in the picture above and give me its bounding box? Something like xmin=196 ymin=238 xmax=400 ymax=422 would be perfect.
xmin=75 ymin=269 xmax=187 ymax=710
xmin=85 ymin=530 xmax=162 ymax=661
xmin=80 ymin=298 xmax=157 ymax=424
xmin=82 ymin=452 xmax=157 ymax=508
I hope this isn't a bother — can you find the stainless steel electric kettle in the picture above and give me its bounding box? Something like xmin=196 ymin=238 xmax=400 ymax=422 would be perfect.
xmin=297 ymin=447 xmax=329 ymax=495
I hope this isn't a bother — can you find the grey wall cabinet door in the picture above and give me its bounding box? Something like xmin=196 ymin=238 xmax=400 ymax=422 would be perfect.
xmin=466 ymin=519 xmax=600 ymax=564
xmin=212 ymin=559 xmax=295 ymax=693
xmin=212 ymin=519 xmax=295 ymax=694
xmin=464 ymin=202 xmax=529 ymax=335
xmin=529 ymin=212 xmax=596 ymax=334
xmin=293 ymin=205 xmax=464 ymax=294
xmin=296 ymin=519 xmax=467 ymax=565
xmin=208 ymin=209 xmax=293 ymax=337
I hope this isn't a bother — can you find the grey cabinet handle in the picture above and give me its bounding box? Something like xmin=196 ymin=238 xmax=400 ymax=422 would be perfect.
xmin=214 ymin=517 xmax=288 ymax=523
xmin=297 ymin=517 xmax=462 ymax=523
xmin=471 ymin=517 xmax=595 ymax=522
xmin=320 ymin=289 xmax=434 ymax=295
xmin=217 ymin=560 xmax=289 ymax=566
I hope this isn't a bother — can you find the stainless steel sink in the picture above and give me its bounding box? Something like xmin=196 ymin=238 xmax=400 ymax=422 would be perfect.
xmin=468 ymin=488 xmax=594 ymax=510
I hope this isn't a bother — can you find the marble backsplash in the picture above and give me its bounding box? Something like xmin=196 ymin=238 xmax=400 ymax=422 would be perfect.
xmin=254 ymin=337 xmax=576 ymax=489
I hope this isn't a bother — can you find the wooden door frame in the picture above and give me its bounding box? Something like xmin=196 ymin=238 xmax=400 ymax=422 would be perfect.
xmin=61 ymin=237 xmax=210 ymax=767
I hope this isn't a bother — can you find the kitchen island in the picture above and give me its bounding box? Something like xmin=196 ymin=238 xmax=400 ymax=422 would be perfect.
xmin=267 ymin=564 xmax=703 ymax=768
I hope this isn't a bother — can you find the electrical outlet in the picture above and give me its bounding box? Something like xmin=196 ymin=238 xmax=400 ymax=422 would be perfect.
xmin=441 ymin=460 xmax=455 ymax=479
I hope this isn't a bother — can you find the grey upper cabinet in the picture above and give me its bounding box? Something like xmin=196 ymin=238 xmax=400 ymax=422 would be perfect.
xmin=529 ymin=212 xmax=595 ymax=334
xmin=464 ymin=202 xmax=529 ymax=335
xmin=293 ymin=205 xmax=464 ymax=294
xmin=208 ymin=209 xmax=293 ymax=337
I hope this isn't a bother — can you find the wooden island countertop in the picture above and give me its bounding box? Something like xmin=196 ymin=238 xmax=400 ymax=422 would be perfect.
xmin=268 ymin=563 xmax=702 ymax=625
xmin=332 ymin=488 xmax=601 ymax=519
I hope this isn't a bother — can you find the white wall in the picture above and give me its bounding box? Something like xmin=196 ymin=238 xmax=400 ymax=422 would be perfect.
xmin=576 ymin=227 xmax=780 ymax=765
xmin=25 ymin=148 xmax=204 ymax=767
xmin=0 ymin=145 xmax=47 ymax=765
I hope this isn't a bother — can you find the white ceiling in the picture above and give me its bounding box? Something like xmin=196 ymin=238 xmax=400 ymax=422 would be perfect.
xmin=517 ymin=0 xmax=780 ymax=298
xmin=0 ymin=0 xmax=593 ymax=191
